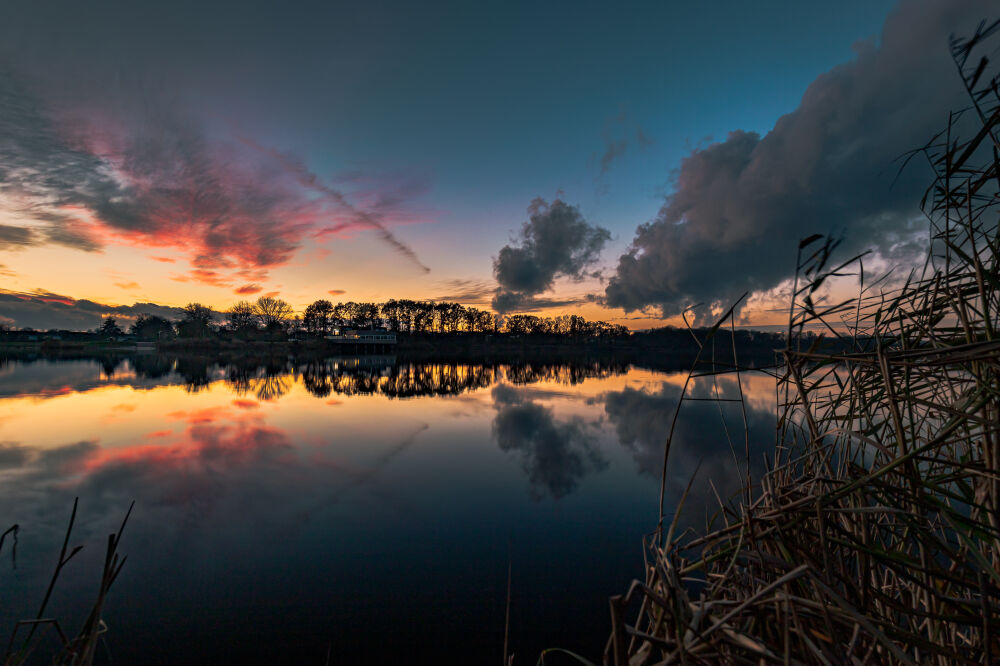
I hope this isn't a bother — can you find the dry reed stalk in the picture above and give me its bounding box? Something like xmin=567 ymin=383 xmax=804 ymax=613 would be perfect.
xmin=605 ymin=19 xmax=1000 ymax=666
xmin=3 ymin=499 xmax=133 ymax=666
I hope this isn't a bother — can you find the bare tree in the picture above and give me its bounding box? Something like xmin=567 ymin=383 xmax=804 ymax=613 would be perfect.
xmin=176 ymin=303 xmax=215 ymax=338
xmin=254 ymin=296 xmax=294 ymax=330
xmin=227 ymin=301 xmax=258 ymax=331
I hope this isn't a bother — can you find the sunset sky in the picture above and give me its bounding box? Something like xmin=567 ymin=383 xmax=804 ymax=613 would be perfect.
xmin=0 ymin=0 xmax=991 ymax=330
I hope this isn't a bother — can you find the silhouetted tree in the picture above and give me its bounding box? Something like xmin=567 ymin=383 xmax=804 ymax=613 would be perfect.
xmin=303 ymin=299 xmax=334 ymax=334
xmin=380 ymin=299 xmax=402 ymax=332
xmin=130 ymin=314 xmax=174 ymax=341
xmin=227 ymin=301 xmax=258 ymax=333
xmin=356 ymin=302 xmax=380 ymax=328
xmin=176 ymin=303 xmax=215 ymax=338
xmin=254 ymin=296 xmax=294 ymax=331
xmin=99 ymin=316 xmax=123 ymax=338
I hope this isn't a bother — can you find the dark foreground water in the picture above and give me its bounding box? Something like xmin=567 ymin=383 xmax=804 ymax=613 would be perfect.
xmin=0 ymin=354 xmax=775 ymax=664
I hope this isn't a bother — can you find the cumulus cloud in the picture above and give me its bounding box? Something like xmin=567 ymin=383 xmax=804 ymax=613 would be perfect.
xmin=492 ymin=198 xmax=610 ymax=313
xmin=491 ymin=384 xmax=606 ymax=499
xmin=604 ymin=0 xmax=991 ymax=320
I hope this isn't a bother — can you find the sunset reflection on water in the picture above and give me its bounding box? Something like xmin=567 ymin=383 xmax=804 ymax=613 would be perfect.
xmin=0 ymin=355 xmax=775 ymax=664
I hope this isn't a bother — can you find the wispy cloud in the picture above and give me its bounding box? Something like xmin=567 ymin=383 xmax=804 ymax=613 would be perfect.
xmin=0 ymin=68 xmax=431 ymax=288
xmin=234 ymin=283 xmax=263 ymax=295
xmin=431 ymin=278 xmax=495 ymax=305
xmin=240 ymin=137 xmax=431 ymax=273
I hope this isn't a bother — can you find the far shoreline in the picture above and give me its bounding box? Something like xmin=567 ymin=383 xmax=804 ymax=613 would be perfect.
xmin=0 ymin=329 xmax=786 ymax=374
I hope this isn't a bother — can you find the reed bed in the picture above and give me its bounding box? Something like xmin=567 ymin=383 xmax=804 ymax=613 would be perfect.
xmin=603 ymin=21 xmax=1000 ymax=666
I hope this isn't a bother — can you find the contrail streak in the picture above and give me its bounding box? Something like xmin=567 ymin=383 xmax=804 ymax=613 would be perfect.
xmin=240 ymin=136 xmax=430 ymax=273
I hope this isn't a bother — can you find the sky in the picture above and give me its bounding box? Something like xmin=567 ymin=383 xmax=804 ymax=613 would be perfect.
xmin=0 ymin=0 xmax=994 ymax=330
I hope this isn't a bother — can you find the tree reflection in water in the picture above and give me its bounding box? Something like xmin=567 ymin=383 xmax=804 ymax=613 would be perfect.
xmin=295 ymin=358 xmax=630 ymax=399
xmin=223 ymin=359 xmax=294 ymax=401
xmin=2 ymin=351 xmax=633 ymax=401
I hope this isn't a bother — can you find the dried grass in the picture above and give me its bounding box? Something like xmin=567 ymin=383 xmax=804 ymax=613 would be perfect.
xmin=604 ymin=19 xmax=1000 ymax=666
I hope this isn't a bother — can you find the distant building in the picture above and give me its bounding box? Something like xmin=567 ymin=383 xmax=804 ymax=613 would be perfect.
xmin=325 ymin=327 xmax=396 ymax=348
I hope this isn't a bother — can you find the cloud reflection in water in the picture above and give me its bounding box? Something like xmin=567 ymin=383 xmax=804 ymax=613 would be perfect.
xmin=491 ymin=384 xmax=606 ymax=500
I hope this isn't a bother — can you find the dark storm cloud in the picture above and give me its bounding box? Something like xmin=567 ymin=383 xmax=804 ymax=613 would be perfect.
xmin=492 ymin=198 xmax=610 ymax=313
xmin=0 ymin=288 xmax=186 ymax=330
xmin=604 ymin=0 xmax=991 ymax=320
xmin=491 ymin=384 xmax=606 ymax=500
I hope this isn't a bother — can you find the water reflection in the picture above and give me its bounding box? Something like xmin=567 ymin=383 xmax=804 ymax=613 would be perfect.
xmin=602 ymin=375 xmax=775 ymax=518
xmin=491 ymin=385 xmax=606 ymax=499
xmin=0 ymin=353 xmax=777 ymax=664
xmin=1 ymin=353 xmax=633 ymax=400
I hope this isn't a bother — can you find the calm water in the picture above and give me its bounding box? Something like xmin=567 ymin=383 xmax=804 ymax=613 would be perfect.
xmin=0 ymin=354 xmax=775 ymax=664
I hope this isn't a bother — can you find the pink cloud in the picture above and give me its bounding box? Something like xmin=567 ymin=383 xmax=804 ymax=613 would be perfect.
xmin=8 ymin=90 xmax=432 ymax=287
xmin=234 ymin=283 xmax=263 ymax=295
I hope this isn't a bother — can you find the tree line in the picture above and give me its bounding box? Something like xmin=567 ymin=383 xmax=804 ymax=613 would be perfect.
xmin=98 ymin=296 xmax=630 ymax=340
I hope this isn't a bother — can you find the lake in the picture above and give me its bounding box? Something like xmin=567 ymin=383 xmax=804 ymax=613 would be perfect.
xmin=0 ymin=353 xmax=775 ymax=664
